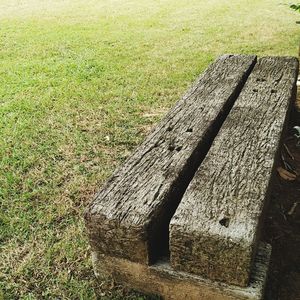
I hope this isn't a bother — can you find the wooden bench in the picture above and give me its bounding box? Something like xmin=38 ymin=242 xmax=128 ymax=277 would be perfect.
xmin=84 ymin=55 xmax=298 ymax=300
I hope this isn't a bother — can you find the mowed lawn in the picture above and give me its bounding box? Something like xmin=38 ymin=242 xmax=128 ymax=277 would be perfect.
xmin=0 ymin=0 xmax=299 ymax=299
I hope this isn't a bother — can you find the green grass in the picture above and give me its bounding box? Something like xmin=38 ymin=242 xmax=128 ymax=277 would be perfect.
xmin=0 ymin=0 xmax=299 ymax=299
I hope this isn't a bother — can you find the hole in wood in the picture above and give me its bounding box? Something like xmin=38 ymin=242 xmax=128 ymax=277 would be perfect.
xmin=176 ymin=146 xmax=182 ymax=152
xmin=167 ymin=126 xmax=173 ymax=131
xmin=186 ymin=128 xmax=193 ymax=132
xmin=168 ymin=145 xmax=175 ymax=151
xmin=253 ymin=89 xmax=258 ymax=93
xmin=271 ymin=89 xmax=277 ymax=94
xmin=256 ymin=78 xmax=266 ymax=82
xmin=219 ymin=217 xmax=230 ymax=228
xmin=184 ymin=240 xmax=193 ymax=249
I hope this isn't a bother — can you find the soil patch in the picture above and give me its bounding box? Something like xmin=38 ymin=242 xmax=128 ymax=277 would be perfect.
xmin=264 ymin=93 xmax=300 ymax=300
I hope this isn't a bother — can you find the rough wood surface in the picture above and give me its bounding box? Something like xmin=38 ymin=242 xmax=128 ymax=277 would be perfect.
xmin=85 ymin=55 xmax=256 ymax=264
xmin=92 ymin=243 xmax=271 ymax=300
xmin=170 ymin=57 xmax=298 ymax=287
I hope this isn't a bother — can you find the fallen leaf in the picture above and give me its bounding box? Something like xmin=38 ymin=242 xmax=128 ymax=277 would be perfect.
xmin=277 ymin=167 xmax=297 ymax=181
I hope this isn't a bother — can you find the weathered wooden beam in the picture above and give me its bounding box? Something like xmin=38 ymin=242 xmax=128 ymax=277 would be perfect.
xmin=92 ymin=243 xmax=271 ymax=300
xmin=85 ymin=55 xmax=256 ymax=264
xmin=170 ymin=57 xmax=299 ymax=287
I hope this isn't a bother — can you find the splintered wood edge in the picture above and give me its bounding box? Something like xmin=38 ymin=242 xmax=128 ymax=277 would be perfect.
xmin=92 ymin=242 xmax=271 ymax=300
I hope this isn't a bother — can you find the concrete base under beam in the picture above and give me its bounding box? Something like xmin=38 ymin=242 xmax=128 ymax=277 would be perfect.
xmin=92 ymin=242 xmax=271 ymax=300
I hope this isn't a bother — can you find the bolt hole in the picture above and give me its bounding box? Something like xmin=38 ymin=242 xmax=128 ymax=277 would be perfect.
xmin=184 ymin=240 xmax=192 ymax=249
xmin=219 ymin=218 xmax=230 ymax=228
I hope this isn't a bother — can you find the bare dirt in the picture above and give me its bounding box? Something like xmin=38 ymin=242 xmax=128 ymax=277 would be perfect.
xmin=264 ymin=95 xmax=300 ymax=300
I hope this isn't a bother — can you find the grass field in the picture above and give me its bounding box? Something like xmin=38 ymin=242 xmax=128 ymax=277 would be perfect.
xmin=0 ymin=0 xmax=299 ymax=299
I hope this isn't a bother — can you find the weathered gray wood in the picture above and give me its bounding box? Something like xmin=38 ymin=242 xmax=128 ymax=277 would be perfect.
xmin=170 ymin=57 xmax=298 ymax=287
xmin=92 ymin=243 xmax=271 ymax=300
xmin=85 ymin=55 xmax=256 ymax=264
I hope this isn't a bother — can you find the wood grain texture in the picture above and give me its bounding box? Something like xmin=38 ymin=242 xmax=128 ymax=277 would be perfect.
xmin=92 ymin=243 xmax=271 ymax=300
xmin=170 ymin=57 xmax=298 ymax=287
xmin=85 ymin=55 xmax=256 ymax=264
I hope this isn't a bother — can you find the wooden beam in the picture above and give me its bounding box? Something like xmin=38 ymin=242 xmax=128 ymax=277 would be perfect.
xmin=170 ymin=57 xmax=298 ymax=287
